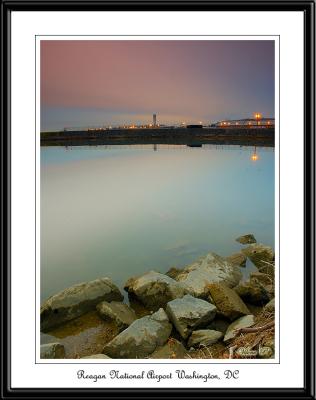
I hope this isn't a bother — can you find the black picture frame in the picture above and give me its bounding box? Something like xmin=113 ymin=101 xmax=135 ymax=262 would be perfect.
xmin=1 ymin=1 xmax=315 ymax=399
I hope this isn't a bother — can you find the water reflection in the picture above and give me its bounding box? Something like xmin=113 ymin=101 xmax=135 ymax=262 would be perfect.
xmin=41 ymin=144 xmax=275 ymax=302
xmin=251 ymin=146 xmax=259 ymax=162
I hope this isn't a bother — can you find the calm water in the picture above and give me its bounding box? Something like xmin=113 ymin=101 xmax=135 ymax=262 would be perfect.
xmin=40 ymin=144 xmax=275 ymax=302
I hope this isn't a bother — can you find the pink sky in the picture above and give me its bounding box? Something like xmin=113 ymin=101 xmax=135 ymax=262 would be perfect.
xmin=41 ymin=40 xmax=274 ymax=130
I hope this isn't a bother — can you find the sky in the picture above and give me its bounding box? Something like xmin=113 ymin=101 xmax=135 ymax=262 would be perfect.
xmin=41 ymin=40 xmax=275 ymax=131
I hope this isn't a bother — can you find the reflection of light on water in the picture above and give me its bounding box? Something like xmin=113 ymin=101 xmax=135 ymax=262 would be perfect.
xmin=251 ymin=147 xmax=259 ymax=161
xmin=251 ymin=153 xmax=259 ymax=161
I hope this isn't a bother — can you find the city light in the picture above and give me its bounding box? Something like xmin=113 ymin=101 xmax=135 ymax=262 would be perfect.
xmin=254 ymin=112 xmax=262 ymax=126
xmin=251 ymin=153 xmax=259 ymax=161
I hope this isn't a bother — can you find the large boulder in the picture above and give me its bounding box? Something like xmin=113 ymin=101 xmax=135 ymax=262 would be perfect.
xmin=150 ymin=339 xmax=188 ymax=359
xmin=174 ymin=252 xmax=242 ymax=299
xmin=236 ymin=234 xmax=257 ymax=244
xmin=41 ymin=278 xmax=123 ymax=332
xmin=207 ymin=282 xmax=250 ymax=320
xmin=241 ymin=244 xmax=275 ymax=275
xmin=103 ymin=308 xmax=172 ymax=358
xmin=224 ymin=315 xmax=255 ymax=342
xmin=96 ymin=301 xmax=137 ymax=331
xmin=40 ymin=342 xmax=65 ymax=359
xmin=187 ymin=330 xmax=223 ymax=348
xmin=165 ymin=295 xmax=217 ymax=339
xmin=225 ymin=252 xmax=247 ymax=267
xmin=235 ymin=272 xmax=273 ymax=305
xmin=124 ymin=271 xmax=187 ymax=310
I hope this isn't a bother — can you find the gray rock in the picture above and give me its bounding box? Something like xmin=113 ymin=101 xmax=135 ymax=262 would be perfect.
xmin=41 ymin=278 xmax=123 ymax=332
xmin=236 ymin=234 xmax=257 ymax=244
xmin=175 ymin=252 xmax=242 ymax=298
xmin=96 ymin=301 xmax=137 ymax=331
xmin=208 ymin=282 xmax=250 ymax=320
xmin=150 ymin=339 xmax=188 ymax=359
xmin=241 ymin=244 xmax=275 ymax=275
xmin=225 ymin=252 xmax=247 ymax=267
xmin=166 ymin=295 xmax=217 ymax=339
xmin=40 ymin=342 xmax=65 ymax=359
xmin=81 ymin=354 xmax=111 ymax=359
xmin=187 ymin=329 xmax=223 ymax=348
xmin=124 ymin=271 xmax=187 ymax=310
xmin=224 ymin=315 xmax=255 ymax=341
xmin=103 ymin=308 xmax=172 ymax=358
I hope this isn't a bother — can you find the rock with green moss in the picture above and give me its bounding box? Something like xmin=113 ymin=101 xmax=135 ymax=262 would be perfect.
xmin=208 ymin=282 xmax=250 ymax=320
xmin=236 ymin=234 xmax=257 ymax=244
xmin=40 ymin=278 xmax=123 ymax=332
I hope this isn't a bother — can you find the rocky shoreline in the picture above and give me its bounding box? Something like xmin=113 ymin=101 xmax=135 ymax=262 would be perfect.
xmin=40 ymin=234 xmax=275 ymax=360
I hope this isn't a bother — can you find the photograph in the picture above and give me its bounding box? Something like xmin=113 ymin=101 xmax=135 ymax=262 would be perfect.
xmin=3 ymin=2 xmax=314 ymax=396
xmin=39 ymin=39 xmax=276 ymax=361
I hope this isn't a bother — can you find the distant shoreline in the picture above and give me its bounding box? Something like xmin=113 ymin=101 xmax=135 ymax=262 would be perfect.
xmin=41 ymin=127 xmax=275 ymax=147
